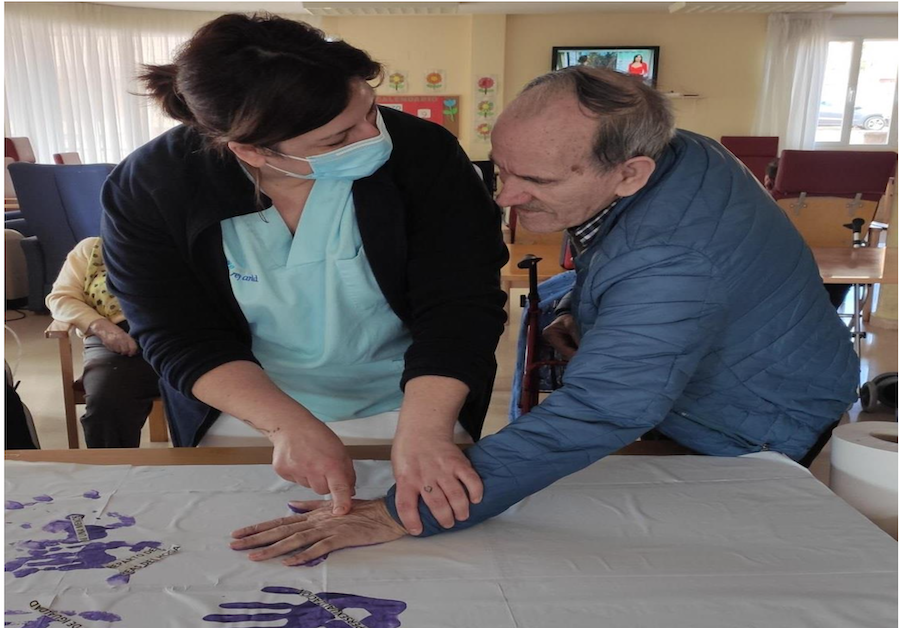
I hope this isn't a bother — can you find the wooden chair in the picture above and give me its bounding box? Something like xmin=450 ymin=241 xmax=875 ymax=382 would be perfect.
xmin=772 ymin=151 xmax=896 ymax=324
xmin=45 ymin=320 xmax=168 ymax=449
xmin=771 ymin=150 xmax=896 ymax=248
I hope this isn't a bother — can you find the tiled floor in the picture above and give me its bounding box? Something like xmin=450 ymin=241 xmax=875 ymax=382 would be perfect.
xmin=5 ymin=290 xmax=897 ymax=486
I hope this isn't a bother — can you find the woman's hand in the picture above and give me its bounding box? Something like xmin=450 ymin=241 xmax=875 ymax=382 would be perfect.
xmin=87 ymin=319 xmax=139 ymax=356
xmin=193 ymin=363 xmax=359 ymax=516
xmin=391 ymin=433 xmax=482 ymax=535
xmin=269 ymin=422 xmax=357 ymax=516
xmin=230 ymin=498 xmax=407 ymax=565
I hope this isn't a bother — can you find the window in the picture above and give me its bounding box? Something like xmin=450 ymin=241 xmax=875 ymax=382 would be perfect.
xmin=815 ymin=38 xmax=898 ymax=148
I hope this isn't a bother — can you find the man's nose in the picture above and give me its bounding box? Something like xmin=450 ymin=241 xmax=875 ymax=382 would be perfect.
xmin=496 ymin=181 xmax=531 ymax=207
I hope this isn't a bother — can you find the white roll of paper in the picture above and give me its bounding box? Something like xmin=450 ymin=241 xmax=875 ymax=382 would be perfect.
xmin=830 ymin=421 xmax=898 ymax=539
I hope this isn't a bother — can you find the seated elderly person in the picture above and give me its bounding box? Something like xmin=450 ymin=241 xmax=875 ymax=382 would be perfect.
xmin=46 ymin=237 xmax=160 ymax=448
xmin=228 ymin=67 xmax=859 ymax=565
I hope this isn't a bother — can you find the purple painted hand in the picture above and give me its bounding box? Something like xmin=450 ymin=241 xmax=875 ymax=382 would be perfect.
xmin=203 ymin=587 xmax=407 ymax=628
xmin=4 ymin=511 xmax=160 ymax=585
xmin=5 ymin=608 xmax=120 ymax=628
xmin=2 ymin=613 xmax=52 ymax=628
xmin=6 ymin=496 xmax=54 ymax=510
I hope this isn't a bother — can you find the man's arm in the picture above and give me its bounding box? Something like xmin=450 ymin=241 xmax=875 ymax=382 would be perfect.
xmin=226 ymin=246 xmax=727 ymax=562
xmin=387 ymin=245 xmax=725 ymax=536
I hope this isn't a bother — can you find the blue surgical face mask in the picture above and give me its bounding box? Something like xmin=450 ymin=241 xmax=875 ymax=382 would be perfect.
xmin=265 ymin=109 xmax=392 ymax=181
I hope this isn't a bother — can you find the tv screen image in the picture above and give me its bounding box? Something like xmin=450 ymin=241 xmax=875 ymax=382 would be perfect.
xmin=551 ymin=46 xmax=660 ymax=86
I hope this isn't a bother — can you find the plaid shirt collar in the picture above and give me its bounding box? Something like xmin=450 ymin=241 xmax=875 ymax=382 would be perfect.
xmin=567 ymin=200 xmax=618 ymax=254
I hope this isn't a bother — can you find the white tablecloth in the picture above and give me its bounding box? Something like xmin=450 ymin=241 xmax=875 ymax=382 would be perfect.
xmin=5 ymin=455 xmax=896 ymax=627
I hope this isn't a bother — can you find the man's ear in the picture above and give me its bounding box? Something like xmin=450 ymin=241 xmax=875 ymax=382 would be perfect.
xmin=613 ymin=156 xmax=656 ymax=197
xmin=227 ymin=141 xmax=267 ymax=169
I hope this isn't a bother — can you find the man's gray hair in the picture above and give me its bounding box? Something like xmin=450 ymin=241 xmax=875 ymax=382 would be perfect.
xmin=522 ymin=67 xmax=675 ymax=171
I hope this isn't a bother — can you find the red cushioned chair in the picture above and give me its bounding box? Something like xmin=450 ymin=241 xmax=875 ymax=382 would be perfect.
xmin=5 ymin=137 xmax=36 ymax=164
xmin=771 ymin=150 xmax=897 ymax=247
xmin=53 ymin=152 xmax=82 ymax=165
xmin=720 ymin=136 xmax=779 ymax=185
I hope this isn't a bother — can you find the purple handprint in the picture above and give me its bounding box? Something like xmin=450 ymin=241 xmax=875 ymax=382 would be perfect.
xmin=3 ymin=613 xmax=52 ymax=628
xmin=4 ymin=608 xmax=120 ymax=628
xmin=6 ymin=496 xmax=54 ymax=511
xmin=203 ymin=586 xmax=407 ymax=628
xmin=5 ymin=511 xmax=161 ymax=585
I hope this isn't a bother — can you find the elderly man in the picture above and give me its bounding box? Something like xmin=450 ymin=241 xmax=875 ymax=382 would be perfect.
xmin=229 ymin=67 xmax=858 ymax=564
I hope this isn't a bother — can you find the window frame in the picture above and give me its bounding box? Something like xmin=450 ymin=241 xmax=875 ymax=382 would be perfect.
xmin=814 ymin=36 xmax=899 ymax=151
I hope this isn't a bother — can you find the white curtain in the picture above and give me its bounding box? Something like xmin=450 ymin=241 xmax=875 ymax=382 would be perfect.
xmin=4 ymin=3 xmax=320 ymax=164
xmin=753 ymin=13 xmax=831 ymax=150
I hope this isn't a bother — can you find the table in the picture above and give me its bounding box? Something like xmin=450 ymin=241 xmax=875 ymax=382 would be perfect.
xmin=3 ymin=440 xmax=687 ymax=465
xmin=5 ymin=450 xmax=896 ymax=627
xmin=813 ymin=246 xmax=897 ymax=285
xmin=812 ymin=246 xmax=897 ymax=355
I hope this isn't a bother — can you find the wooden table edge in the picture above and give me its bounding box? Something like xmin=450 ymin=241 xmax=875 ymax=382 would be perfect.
xmin=5 ymin=441 xmax=689 ymax=465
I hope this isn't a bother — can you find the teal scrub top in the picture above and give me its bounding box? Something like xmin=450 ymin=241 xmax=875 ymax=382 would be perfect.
xmin=221 ymin=178 xmax=410 ymax=422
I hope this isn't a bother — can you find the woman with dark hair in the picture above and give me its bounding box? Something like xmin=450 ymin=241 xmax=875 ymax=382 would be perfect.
xmin=101 ymin=13 xmax=507 ymax=534
xmin=628 ymin=54 xmax=649 ymax=78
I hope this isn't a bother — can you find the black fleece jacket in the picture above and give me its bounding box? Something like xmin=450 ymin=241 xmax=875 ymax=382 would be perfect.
xmin=101 ymin=106 xmax=509 ymax=446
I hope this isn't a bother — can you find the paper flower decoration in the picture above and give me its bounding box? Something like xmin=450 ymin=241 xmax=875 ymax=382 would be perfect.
xmin=388 ymin=72 xmax=406 ymax=92
xmin=476 ymin=122 xmax=493 ymax=140
xmin=425 ymin=71 xmax=444 ymax=90
xmin=442 ymin=98 xmax=458 ymax=121
xmin=477 ymin=76 xmax=496 ymax=95
xmin=477 ymin=100 xmax=495 ymax=118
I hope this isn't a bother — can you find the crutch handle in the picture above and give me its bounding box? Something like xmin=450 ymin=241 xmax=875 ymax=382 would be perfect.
xmin=517 ymin=254 xmax=544 ymax=302
xmin=516 ymin=254 xmax=543 ymax=270
xmin=843 ymin=218 xmax=866 ymax=248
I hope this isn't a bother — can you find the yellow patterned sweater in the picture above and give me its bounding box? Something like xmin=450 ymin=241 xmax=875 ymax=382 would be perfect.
xmin=45 ymin=237 xmax=126 ymax=336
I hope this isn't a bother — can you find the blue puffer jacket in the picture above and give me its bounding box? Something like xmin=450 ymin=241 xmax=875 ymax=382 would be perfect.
xmin=386 ymin=130 xmax=859 ymax=536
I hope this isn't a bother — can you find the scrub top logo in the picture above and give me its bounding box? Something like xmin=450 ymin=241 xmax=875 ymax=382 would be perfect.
xmin=227 ymin=260 xmax=259 ymax=283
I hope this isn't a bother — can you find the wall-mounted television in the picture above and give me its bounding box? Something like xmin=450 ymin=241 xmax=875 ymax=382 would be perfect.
xmin=551 ymin=46 xmax=660 ymax=87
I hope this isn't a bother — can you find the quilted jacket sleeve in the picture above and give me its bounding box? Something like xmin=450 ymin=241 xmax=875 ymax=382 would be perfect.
xmin=386 ymin=245 xmax=726 ymax=535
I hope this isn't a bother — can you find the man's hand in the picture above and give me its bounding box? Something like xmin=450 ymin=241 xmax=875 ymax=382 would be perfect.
xmin=230 ymin=498 xmax=407 ymax=565
xmin=86 ymin=319 xmax=139 ymax=356
xmin=541 ymin=313 xmax=580 ymax=359
xmin=269 ymin=423 xmax=357 ymax=516
xmin=391 ymin=435 xmax=482 ymax=535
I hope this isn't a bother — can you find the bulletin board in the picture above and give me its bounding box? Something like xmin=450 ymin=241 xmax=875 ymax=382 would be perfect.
xmin=376 ymin=95 xmax=460 ymax=137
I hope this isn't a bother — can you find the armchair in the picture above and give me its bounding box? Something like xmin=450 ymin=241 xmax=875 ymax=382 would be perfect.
xmin=7 ymin=163 xmax=115 ymax=311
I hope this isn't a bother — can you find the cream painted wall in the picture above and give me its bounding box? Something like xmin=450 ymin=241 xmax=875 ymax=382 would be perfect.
xmin=319 ymin=12 xmax=770 ymax=153
xmin=321 ymin=15 xmax=476 ymax=150
xmin=467 ymin=14 xmax=507 ymax=160
xmin=504 ymin=13 xmax=769 ymax=141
